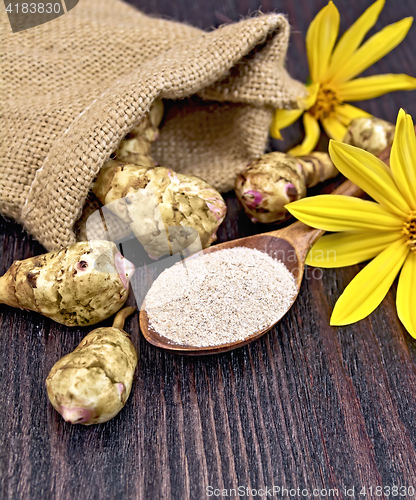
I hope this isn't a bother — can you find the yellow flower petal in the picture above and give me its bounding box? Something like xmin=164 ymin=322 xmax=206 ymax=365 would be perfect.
xmin=300 ymin=82 xmax=320 ymax=110
xmin=306 ymin=230 xmax=401 ymax=268
xmin=337 ymin=74 xmax=416 ymax=101
xmin=287 ymin=113 xmax=320 ymax=157
xmin=329 ymin=140 xmax=410 ymax=217
xmin=330 ymin=239 xmax=409 ymax=326
xmin=326 ymin=0 xmax=385 ymax=81
xmin=397 ymin=251 xmax=416 ymax=338
xmin=390 ymin=109 xmax=416 ymax=210
xmin=286 ymin=195 xmax=404 ymax=232
xmin=334 ymin=103 xmax=371 ymax=127
xmin=270 ymin=83 xmax=320 ymax=140
xmin=330 ymin=17 xmax=413 ymax=84
xmin=321 ymin=116 xmax=347 ymax=141
xmin=306 ymin=1 xmax=340 ymax=83
xmin=270 ymin=108 xmax=304 ymax=139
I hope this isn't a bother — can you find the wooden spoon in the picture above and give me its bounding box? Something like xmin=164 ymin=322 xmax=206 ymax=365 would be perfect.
xmin=139 ymin=179 xmax=363 ymax=355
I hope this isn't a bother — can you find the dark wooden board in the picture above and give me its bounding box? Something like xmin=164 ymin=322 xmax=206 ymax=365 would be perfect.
xmin=2 ymin=1 xmax=416 ymax=498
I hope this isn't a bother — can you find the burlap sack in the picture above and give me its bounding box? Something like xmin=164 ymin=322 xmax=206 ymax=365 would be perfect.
xmin=0 ymin=0 xmax=305 ymax=251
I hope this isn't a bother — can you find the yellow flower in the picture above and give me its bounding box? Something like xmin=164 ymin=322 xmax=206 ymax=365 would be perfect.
xmin=270 ymin=0 xmax=416 ymax=156
xmin=285 ymin=109 xmax=416 ymax=337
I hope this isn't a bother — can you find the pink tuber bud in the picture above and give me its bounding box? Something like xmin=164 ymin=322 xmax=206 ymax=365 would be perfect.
xmin=60 ymin=407 xmax=96 ymax=424
xmin=241 ymin=190 xmax=263 ymax=208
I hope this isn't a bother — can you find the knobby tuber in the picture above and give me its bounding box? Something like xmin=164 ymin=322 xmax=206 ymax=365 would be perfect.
xmin=343 ymin=116 xmax=395 ymax=156
xmin=235 ymin=151 xmax=338 ymax=223
xmin=93 ymin=162 xmax=227 ymax=259
xmin=91 ymin=99 xmax=227 ymax=259
xmin=114 ymin=99 xmax=164 ymax=167
xmin=0 ymin=240 xmax=135 ymax=326
xmin=93 ymin=163 xmax=227 ymax=260
xmin=235 ymin=116 xmax=396 ymax=224
xmin=46 ymin=307 xmax=138 ymax=425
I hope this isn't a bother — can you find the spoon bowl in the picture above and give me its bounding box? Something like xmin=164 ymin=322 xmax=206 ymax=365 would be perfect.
xmin=140 ymin=180 xmax=362 ymax=355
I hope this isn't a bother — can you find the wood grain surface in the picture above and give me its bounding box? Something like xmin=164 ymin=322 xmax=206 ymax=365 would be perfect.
xmin=2 ymin=1 xmax=416 ymax=499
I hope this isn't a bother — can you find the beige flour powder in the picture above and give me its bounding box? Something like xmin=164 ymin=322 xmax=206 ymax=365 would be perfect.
xmin=144 ymin=247 xmax=297 ymax=347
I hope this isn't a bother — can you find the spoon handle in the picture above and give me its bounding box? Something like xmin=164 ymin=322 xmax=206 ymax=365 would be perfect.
xmin=270 ymin=179 xmax=364 ymax=262
xmin=286 ymin=134 xmax=398 ymax=253
xmin=331 ymin=179 xmax=364 ymax=197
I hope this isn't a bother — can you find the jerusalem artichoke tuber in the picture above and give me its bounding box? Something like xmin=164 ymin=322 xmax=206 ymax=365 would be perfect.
xmin=236 ymin=115 xmax=397 ymax=224
xmin=114 ymin=99 xmax=164 ymax=167
xmin=0 ymin=240 xmax=135 ymax=326
xmin=235 ymin=151 xmax=338 ymax=223
xmin=92 ymin=163 xmax=227 ymax=259
xmin=46 ymin=306 xmax=138 ymax=425
xmin=343 ymin=116 xmax=395 ymax=156
xmin=90 ymin=98 xmax=226 ymax=259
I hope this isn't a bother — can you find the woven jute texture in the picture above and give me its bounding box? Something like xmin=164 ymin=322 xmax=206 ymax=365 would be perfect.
xmin=0 ymin=0 xmax=304 ymax=251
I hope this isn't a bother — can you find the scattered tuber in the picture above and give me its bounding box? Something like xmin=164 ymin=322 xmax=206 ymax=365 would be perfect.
xmin=0 ymin=240 xmax=135 ymax=326
xmin=343 ymin=116 xmax=395 ymax=156
xmin=46 ymin=307 xmax=138 ymax=425
xmin=235 ymin=114 xmax=398 ymax=224
xmin=90 ymin=98 xmax=226 ymax=259
xmin=235 ymin=151 xmax=338 ymax=223
xmin=92 ymin=162 xmax=227 ymax=259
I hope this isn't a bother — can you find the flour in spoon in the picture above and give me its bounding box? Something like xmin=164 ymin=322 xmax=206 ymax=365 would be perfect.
xmin=144 ymin=247 xmax=297 ymax=347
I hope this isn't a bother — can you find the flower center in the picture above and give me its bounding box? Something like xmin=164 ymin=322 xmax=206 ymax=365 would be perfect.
xmin=403 ymin=211 xmax=416 ymax=252
xmin=308 ymin=84 xmax=341 ymax=120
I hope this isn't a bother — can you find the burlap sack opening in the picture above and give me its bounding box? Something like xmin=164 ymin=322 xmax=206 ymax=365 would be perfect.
xmin=0 ymin=0 xmax=305 ymax=251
